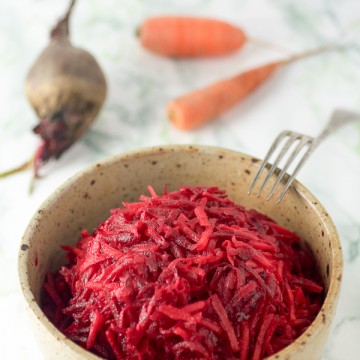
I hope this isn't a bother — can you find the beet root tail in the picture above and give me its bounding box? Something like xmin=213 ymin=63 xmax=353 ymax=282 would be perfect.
xmin=0 ymin=159 xmax=33 ymax=179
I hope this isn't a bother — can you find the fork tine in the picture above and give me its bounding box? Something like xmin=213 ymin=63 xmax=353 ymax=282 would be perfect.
xmin=248 ymin=131 xmax=291 ymax=195
xmin=266 ymin=137 xmax=313 ymax=201
xmin=249 ymin=108 xmax=359 ymax=203
xmin=257 ymin=132 xmax=301 ymax=197
xmin=276 ymin=143 xmax=314 ymax=203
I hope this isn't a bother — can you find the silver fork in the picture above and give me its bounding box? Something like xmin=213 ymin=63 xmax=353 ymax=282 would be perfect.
xmin=248 ymin=109 xmax=360 ymax=203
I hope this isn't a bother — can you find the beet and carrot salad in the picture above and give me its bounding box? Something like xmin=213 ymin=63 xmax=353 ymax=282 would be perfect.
xmin=42 ymin=186 xmax=324 ymax=360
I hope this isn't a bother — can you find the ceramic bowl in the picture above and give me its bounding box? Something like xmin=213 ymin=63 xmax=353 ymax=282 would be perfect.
xmin=18 ymin=145 xmax=342 ymax=360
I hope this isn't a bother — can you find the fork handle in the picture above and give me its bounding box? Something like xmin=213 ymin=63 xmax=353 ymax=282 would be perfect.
xmin=315 ymin=109 xmax=360 ymax=146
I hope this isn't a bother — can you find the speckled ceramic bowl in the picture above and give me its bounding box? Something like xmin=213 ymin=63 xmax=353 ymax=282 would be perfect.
xmin=18 ymin=145 xmax=342 ymax=360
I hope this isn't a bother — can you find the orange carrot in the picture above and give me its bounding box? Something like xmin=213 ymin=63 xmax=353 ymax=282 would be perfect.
xmin=167 ymin=46 xmax=341 ymax=130
xmin=168 ymin=62 xmax=280 ymax=130
xmin=138 ymin=16 xmax=246 ymax=57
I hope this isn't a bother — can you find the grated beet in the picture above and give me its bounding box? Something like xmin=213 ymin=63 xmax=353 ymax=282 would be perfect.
xmin=41 ymin=186 xmax=324 ymax=360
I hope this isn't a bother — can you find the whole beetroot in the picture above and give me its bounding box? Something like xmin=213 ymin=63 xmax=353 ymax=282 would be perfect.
xmin=1 ymin=0 xmax=107 ymax=188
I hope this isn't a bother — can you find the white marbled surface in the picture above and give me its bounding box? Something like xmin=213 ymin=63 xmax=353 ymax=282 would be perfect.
xmin=0 ymin=0 xmax=360 ymax=359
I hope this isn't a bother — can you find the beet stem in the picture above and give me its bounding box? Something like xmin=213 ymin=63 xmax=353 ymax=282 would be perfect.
xmin=50 ymin=0 xmax=77 ymax=40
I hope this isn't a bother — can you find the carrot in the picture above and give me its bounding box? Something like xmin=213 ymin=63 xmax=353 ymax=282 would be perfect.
xmin=138 ymin=16 xmax=247 ymax=57
xmin=168 ymin=61 xmax=280 ymax=130
xmin=167 ymin=45 xmax=344 ymax=130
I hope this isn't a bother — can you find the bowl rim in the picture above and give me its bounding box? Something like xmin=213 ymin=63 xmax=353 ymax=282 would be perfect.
xmin=18 ymin=144 xmax=343 ymax=359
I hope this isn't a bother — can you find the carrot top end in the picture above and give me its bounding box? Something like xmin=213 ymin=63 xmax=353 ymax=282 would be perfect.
xmin=135 ymin=25 xmax=142 ymax=38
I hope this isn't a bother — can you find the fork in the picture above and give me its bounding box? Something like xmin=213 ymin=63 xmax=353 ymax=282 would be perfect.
xmin=248 ymin=109 xmax=360 ymax=203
